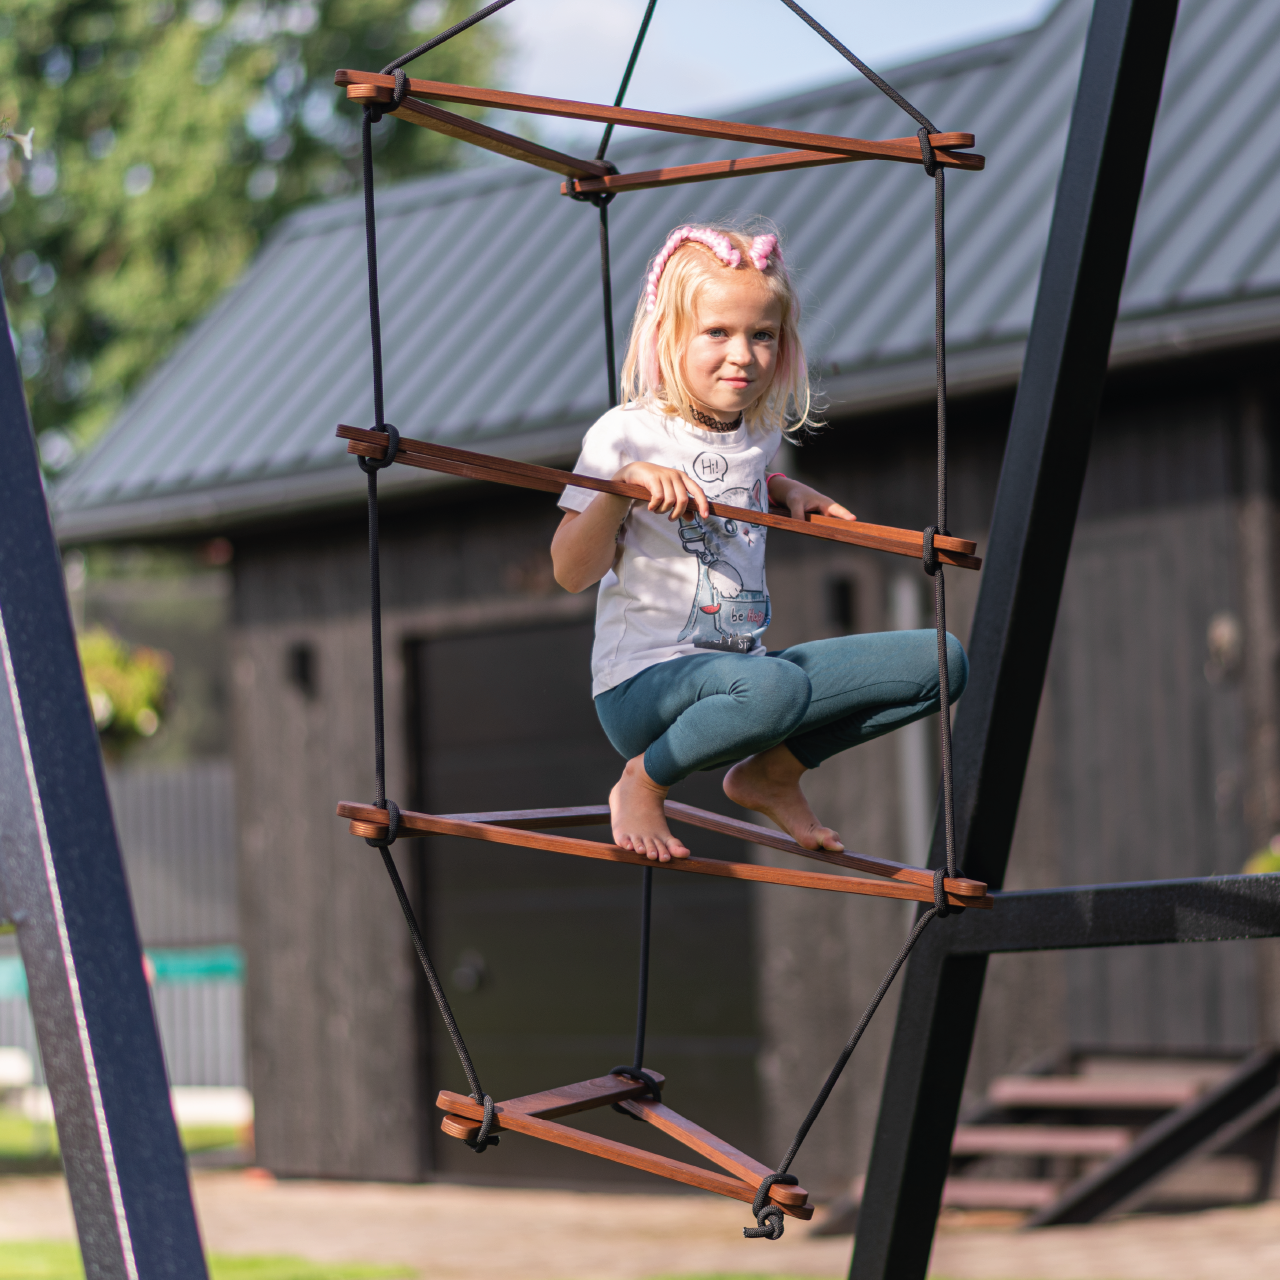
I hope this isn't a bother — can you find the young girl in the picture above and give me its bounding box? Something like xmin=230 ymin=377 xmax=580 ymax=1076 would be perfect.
xmin=551 ymin=224 xmax=968 ymax=863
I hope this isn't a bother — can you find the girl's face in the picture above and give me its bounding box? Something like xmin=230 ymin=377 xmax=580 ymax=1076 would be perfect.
xmin=681 ymin=273 xmax=782 ymax=421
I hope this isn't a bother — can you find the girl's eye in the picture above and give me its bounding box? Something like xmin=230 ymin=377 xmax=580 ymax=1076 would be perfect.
xmin=753 ymin=330 xmax=776 ymax=341
xmin=706 ymin=327 xmax=728 ymax=337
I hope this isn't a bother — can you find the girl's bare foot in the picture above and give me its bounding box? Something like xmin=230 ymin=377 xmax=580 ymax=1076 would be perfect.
xmin=609 ymin=755 xmax=690 ymax=862
xmin=723 ymin=744 xmax=844 ymax=851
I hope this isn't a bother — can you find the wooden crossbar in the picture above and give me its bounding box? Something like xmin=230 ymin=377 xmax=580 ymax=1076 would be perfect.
xmin=373 ymin=93 xmax=612 ymax=179
xmin=438 ymin=799 xmax=989 ymax=900
xmin=337 ymin=800 xmax=993 ymax=908
xmin=436 ymin=1074 xmax=812 ymax=1217
xmin=336 ymin=426 xmax=982 ymax=570
xmin=342 ymin=86 xmax=862 ymax=192
xmin=561 ymin=150 xmax=856 ymax=196
xmin=335 ymin=71 xmax=984 ymax=174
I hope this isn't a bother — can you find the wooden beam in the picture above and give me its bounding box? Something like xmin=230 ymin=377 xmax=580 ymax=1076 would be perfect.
xmin=435 ymin=800 xmax=989 ymax=900
xmin=336 ymin=426 xmax=982 ymax=570
xmin=563 ymin=149 xmax=854 ymax=196
xmin=619 ymin=1098 xmax=809 ymax=1204
xmin=436 ymin=1089 xmax=814 ymax=1217
xmin=335 ymin=71 xmax=984 ymax=172
xmin=344 ymin=88 xmax=611 ymax=179
xmin=337 ymin=801 xmax=994 ymax=908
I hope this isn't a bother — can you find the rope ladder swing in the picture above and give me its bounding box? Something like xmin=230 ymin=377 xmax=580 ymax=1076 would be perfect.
xmin=336 ymin=0 xmax=989 ymax=1238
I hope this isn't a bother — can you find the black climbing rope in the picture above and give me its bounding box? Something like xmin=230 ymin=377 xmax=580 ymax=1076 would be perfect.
xmin=355 ymin=0 xmax=523 ymax=1156
xmin=571 ymin=0 xmax=660 ymax=407
xmin=742 ymin=1 xmax=963 ymax=1240
xmin=585 ymin=0 xmax=662 ymax=1106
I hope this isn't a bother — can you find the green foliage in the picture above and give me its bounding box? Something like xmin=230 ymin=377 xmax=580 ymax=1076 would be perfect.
xmin=77 ymin=622 xmax=169 ymax=747
xmin=0 ymin=0 xmax=503 ymax=463
xmin=0 ymin=1243 xmax=414 ymax=1279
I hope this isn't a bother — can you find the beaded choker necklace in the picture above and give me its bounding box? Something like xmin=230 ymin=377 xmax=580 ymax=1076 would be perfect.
xmin=689 ymin=406 xmax=744 ymax=432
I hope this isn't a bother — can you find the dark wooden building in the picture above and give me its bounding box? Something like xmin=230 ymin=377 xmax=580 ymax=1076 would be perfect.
xmin=52 ymin=0 xmax=1280 ymax=1196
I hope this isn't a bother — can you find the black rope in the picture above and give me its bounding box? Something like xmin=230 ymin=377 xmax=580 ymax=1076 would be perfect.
xmin=775 ymin=0 xmax=936 ymax=133
xmin=356 ymin=0 xmax=516 ymax=1154
xmin=571 ymin=0 xmax=658 ymax=412
xmin=746 ymin=6 xmax=962 ymax=1241
xmin=595 ymin=0 xmax=659 ymax=163
xmin=586 ymin=2 xmax=659 ymax=1083
xmin=381 ymin=0 xmax=521 ymax=76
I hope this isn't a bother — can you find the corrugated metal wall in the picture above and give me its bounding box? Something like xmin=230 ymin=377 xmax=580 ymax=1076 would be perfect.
xmin=0 ymin=761 xmax=244 ymax=1088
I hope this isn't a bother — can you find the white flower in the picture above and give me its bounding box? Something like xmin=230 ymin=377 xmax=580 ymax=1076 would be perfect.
xmin=3 ymin=128 xmax=34 ymax=161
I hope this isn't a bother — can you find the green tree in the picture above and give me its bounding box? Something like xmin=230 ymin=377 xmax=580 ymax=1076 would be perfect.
xmin=0 ymin=0 xmax=503 ymax=466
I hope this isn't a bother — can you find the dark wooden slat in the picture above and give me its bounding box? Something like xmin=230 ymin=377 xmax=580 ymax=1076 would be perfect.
xmin=337 ymin=801 xmax=993 ymax=908
xmin=563 ymin=149 xmax=855 ymax=195
xmin=440 ymin=805 xmax=610 ymax=829
xmin=662 ymin=801 xmax=989 ymax=898
xmin=435 ymin=801 xmax=988 ymax=900
xmin=334 ymin=71 xmax=983 ymax=172
xmin=336 ymin=426 xmax=982 ymax=570
xmin=951 ymin=1125 xmax=1133 ymax=1157
xmin=436 ymin=1089 xmax=813 ymax=1217
xmin=358 ymin=91 xmax=610 ymax=179
xmin=439 ymin=1073 xmax=667 ymax=1140
xmin=619 ymin=1098 xmax=808 ymax=1205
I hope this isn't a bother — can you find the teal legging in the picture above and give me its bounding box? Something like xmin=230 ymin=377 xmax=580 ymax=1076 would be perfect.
xmin=594 ymin=630 xmax=968 ymax=787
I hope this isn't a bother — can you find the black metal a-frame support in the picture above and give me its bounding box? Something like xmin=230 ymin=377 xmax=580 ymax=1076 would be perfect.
xmin=0 ymin=291 xmax=207 ymax=1273
xmin=850 ymin=1 xmax=1280 ymax=1276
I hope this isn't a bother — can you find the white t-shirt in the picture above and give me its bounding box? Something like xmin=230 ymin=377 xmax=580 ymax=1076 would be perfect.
xmin=559 ymin=403 xmax=782 ymax=697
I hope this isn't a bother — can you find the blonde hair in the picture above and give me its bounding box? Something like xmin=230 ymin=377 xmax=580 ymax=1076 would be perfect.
xmin=620 ymin=222 xmax=814 ymax=435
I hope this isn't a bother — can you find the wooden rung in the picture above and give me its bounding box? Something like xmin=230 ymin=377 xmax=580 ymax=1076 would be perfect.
xmin=345 ymin=87 xmax=612 ymax=180
xmin=436 ymin=801 xmax=989 ymax=901
xmin=563 ymin=150 xmax=856 ymax=196
xmin=335 ymin=426 xmax=982 ymax=570
xmin=617 ymin=1098 xmax=808 ymax=1205
xmin=502 ymin=1072 xmax=668 ymax=1119
xmin=334 ymin=71 xmax=983 ymax=173
xmin=439 ymin=1071 xmax=666 ymax=1138
xmin=437 ymin=1089 xmax=812 ymax=1218
xmin=336 ymin=801 xmax=994 ymax=909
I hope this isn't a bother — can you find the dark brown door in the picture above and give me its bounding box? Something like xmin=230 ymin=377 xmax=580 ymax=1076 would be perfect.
xmin=413 ymin=620 xmax=761 ymax=1183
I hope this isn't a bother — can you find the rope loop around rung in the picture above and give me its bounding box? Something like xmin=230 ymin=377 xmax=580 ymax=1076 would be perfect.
xmin=358 ymin=422 xmax=400 ymax=474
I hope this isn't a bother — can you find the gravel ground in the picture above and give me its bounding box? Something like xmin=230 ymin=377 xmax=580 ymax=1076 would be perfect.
xmin=1 ymin=1172 xmax=1280 ymax=1279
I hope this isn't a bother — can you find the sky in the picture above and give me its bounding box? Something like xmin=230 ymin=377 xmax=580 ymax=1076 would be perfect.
xmin=489 ymin=0 xmax=1058 ymax=149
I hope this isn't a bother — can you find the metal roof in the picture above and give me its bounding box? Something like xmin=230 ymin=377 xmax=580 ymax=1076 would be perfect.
xmin=53 ymin=0 xmax=1280 ymax=542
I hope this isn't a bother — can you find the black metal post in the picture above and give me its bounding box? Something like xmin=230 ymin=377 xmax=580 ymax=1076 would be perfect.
xmin=0 ymin=291 xmax=208 ymax=1279
xmin=850 ymin=3 xmax=1181 ymax=1277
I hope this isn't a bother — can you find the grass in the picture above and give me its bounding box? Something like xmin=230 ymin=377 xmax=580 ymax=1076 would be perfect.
xmin=0 ymin=1110 xmax=243 ymax=1166
xmin=0 ymin=1243 xmax=414 ymax=1279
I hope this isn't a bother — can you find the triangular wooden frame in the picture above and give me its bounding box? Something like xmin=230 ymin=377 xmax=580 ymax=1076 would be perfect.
xmin=333 ymin=70 xmax=983 ymax=196
xmin=436 ymin=1070 xmax=813 ymax=1220
xmin=338 ymin=798 xmax=993 ymax=909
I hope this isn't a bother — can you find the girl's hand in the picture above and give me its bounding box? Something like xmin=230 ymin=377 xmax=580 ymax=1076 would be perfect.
xmin=616 ymin=462 xmax=710 ymax=521
xmin=768 ymin=475 xmax=855 ymax=522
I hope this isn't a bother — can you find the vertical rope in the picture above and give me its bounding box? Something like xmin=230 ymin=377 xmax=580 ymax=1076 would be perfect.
xmin=746 ymin=4 xmax=964 ymax=1241
xmin=355 ymin=0 xmax=519 ymax=1150
xmin=595 ymin=2 xmax=659 ymax=1090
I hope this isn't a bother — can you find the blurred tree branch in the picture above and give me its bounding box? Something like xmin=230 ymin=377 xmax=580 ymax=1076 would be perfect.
xmin=0 ymin=0 xmax=504 ymax=469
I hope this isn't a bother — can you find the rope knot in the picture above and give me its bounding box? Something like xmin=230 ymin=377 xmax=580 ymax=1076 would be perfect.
xmin=368 ymin=68 xmax=409 ymax=124
xmin=922 ymin=525 xmax=938 ymax=576
xmin=918 ymin=125 xmax=938 ymax=177
xmin=359 ymin=422 xmax=400 ymax=474
xmin=569 ymin=160 xmax=619 ymax=207
xmin=743 ymin=1172 xmax=798 ymax=1240
xmin=610 ymin=1065 xmax=662 ymax=1104
xmin=466 ymin=1093 xmax=500 ymax=1152
xmin=365 ymin=798 xmax=401 ymax=849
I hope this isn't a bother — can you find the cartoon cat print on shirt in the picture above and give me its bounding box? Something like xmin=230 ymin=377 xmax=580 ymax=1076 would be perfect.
xmin=677 ymin=451 xmax=771 ymax=652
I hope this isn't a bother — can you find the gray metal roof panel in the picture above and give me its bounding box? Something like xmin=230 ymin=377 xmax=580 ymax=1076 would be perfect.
xmin=53 ymin=0 xmax=1280 ymax=537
